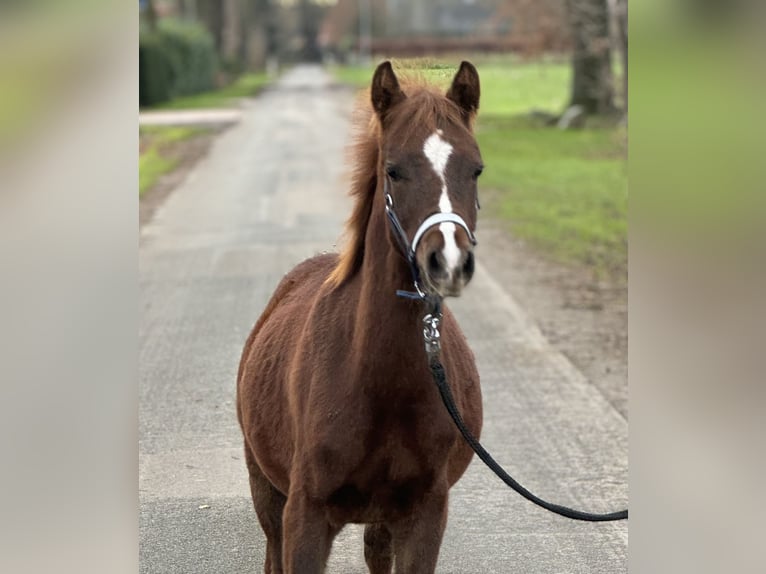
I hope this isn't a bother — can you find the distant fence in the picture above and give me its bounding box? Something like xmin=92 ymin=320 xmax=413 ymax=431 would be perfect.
xmin=368 ymin=34 xmax=571 ymax=58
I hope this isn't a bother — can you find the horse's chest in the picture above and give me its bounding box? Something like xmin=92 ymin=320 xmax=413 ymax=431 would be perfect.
xmin=315 ymin=407 xmax=455 ymax=523
xmin=325 ymin=471 xmax=433 ymax=524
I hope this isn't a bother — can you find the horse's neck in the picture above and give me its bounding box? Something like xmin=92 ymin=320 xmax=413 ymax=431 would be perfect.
xmin=353 ymin=196 xmax=424 ymax=353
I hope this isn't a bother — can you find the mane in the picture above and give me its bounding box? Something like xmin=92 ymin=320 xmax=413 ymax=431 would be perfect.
xmin=326 ymin=75 xmax=469 ymax=287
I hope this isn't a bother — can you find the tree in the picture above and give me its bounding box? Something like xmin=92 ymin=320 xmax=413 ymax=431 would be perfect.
xmin=241 ymin=0 xmax=276 ymax=71
xmin=144 ymin=0 xmax=159 ymax=30
xmin=195 ymin=0 xmax=276 ymax=72
xmin=298 ymin=0 xmax=323 ymax=62
xmin=197 ymin=0 xmax=224 ymax=55
xmin=613 ymin=0 xmax=628 ymax=112
xmin=565 ymin=0 xmax=615 ymax=115
xmin=177 ymin=0 xmax=198 ymax=20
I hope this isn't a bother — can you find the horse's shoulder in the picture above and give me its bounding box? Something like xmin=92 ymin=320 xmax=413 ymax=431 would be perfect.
xmin=240 ymin=253 xmax=340 ymax=358
xmin=270 ymin=253 xmax=339 ymax=297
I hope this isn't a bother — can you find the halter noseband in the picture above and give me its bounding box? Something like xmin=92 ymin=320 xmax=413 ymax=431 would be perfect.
xmin=383 ymin=179 xmax=477 ymax=301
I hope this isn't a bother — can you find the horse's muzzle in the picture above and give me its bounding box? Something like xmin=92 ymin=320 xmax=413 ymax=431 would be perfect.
xmin=419 ymin=244 xmax=475 ymax=298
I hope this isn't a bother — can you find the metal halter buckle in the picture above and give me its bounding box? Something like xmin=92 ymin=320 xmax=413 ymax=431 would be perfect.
xmin=422 ymin=312 xmax=442 ymax=357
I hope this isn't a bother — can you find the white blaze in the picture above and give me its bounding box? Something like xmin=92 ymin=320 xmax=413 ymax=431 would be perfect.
xmin=423 ymin=130 xmax=461 ymax=271
xmin=423 ymin=130 xmax=452 ymax=183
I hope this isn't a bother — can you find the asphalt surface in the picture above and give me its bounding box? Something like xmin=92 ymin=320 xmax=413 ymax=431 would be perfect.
xmin=139 ymin=65 xmax=627 ymax=573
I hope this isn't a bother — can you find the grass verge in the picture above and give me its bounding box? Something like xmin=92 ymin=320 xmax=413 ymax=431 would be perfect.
xmin=330 ymin=58 xmax=627 ymax=274
xmin=148 ymin=72 xmax=271 ymax=110
xmin=139 ymin=126 xmax=207 ymax=195
xmin=476 ymin=60 xmax=626 ymax=274
xmin=478 ymin=116 xmax=627 ymax=272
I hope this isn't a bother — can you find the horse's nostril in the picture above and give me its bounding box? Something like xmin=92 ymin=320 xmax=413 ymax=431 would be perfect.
xmin=462 ymin=251 xmax=475 ymax=278
xmin=428 ymin=251 xmax=442 ymax=275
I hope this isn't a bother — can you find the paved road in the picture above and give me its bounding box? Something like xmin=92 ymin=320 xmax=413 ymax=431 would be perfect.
xmin=139 ymin=65 xmax=627 ymax=573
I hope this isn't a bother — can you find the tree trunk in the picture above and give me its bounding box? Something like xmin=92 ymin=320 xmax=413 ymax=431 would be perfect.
xmin=614 ymin=0 xmax=628 ymax=113
xmin=145 ymin=0 xmax=158 ymax=30
xmin=566 ymin=0 xmax=615 ymax=115
xmin=221 ymin=0 xmax=242 ymax=67
xmin=299 ymin=0 xmax=322 ymax=62
xmin=178 ymin=0 xmax=198 ymax=21
xmin=198 ymin=0 xmax=224 ymax=55
xmin=242 ymin=0 xmax=275 ymax=71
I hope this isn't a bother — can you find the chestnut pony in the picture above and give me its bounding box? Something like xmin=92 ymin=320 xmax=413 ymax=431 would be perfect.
xmin=237 ymin=61 xmax=484 ymax=574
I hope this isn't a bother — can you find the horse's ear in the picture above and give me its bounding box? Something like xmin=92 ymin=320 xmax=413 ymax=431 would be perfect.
xmin=371 ymin=61 xmax=405 ymax=124
xmin=447 ymin=61 xmax=480 ymax=124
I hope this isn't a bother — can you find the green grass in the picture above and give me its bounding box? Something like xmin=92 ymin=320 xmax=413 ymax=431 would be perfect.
xmin=478 ymin=117 xmax=627 ymax=270
xmin=331 ymin=65 xmax=373 ymax=88
xmin=330 ymin=58 xmax=627 ymax=273
xmin=149 ymin=72 xmax=270 ymax=110
xmin=139 ymin=126 xmax=206 ymax=195
xmin=330 ymin=59 xmax=477 ymax=89
xmin=477 ymin=61 xmax=570 ymax=116
xmin=139 ymin=147 xmax=177 ymax=195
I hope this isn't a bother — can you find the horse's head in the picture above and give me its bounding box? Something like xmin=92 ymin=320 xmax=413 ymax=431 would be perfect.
xmin=371 ymin=61 xmax=483 ymax=298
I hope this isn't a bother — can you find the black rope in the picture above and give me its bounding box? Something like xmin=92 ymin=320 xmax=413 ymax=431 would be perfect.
xmin=383 ymin=173 xmax=626 ymax=521
xmin=428 ymin=357 xmax=628 ymax=522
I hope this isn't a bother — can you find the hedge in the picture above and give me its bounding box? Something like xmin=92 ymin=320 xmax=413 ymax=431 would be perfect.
xmin=139 ymin=20 xmax=217 ymax=107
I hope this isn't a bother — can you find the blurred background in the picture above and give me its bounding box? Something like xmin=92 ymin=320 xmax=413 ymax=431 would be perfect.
xmin=138 ymin=0 xmax=628 ymax=280
xmin=2 ymin=1 xmax=764 ymax=573
xmin=138 ymin=0 xmax=627 ymax=114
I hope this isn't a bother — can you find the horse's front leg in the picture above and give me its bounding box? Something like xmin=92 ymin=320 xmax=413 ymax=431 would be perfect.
xmin=281 ymin=488 xmax=337 ymax=574
xmin=390 ymin=490 xmax=449 ymax=574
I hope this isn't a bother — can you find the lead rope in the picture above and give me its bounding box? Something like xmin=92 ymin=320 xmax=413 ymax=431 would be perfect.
xmin=383 ymin=187 xmax=627 ymax=521
xmin=422 ymin=303 xmax=628 ymax=522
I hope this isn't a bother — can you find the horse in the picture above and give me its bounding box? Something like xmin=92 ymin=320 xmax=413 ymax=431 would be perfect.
xmin=237 ymin=61 xmax=484 ymax=574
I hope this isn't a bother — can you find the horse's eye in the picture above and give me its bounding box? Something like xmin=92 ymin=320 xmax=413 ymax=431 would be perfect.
xmin=472 ymin=166 xmax=484 ymax=180
xmin=386 ymin=166 xmax=402 ymax=182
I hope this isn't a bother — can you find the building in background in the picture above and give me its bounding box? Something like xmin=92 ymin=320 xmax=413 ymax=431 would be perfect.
xmin=141 ymin=1 xmax=582 ymax=71
xmin=319 ymin=0 xmax=571 ymax=61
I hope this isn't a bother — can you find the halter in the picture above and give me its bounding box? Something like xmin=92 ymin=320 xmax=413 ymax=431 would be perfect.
xmin=383 ymin=178 xmax=477 ymax=301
